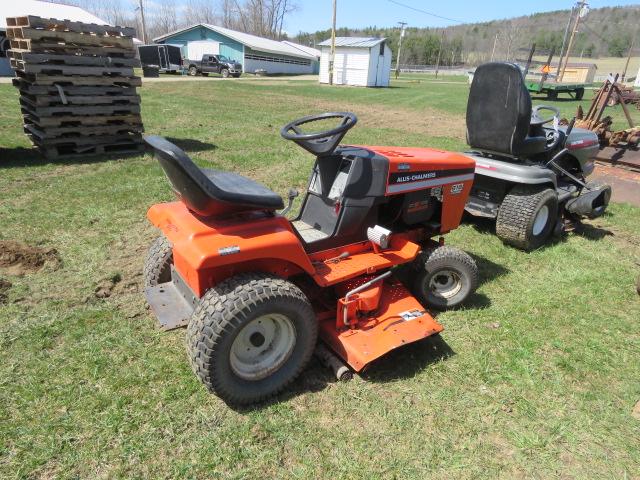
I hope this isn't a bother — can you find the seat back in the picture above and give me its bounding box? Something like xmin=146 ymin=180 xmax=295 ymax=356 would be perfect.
xmin=466 ymin=62 xmax=533 ymax=156
xmin=144 ymin=135 xmax=222 ymax=216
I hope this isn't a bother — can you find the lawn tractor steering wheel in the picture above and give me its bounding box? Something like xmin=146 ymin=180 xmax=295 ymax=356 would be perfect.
xmin=281 ymin=112 xmax=357 ymax=156
xmin=531 ymin=105 xmax=561 ymax=127
xmin=531 ymin=105 xmax=562 ymax=150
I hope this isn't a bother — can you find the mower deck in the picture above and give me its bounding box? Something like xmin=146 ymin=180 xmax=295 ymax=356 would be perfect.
xmin=317 ymin=280 xmax=443 ymax=371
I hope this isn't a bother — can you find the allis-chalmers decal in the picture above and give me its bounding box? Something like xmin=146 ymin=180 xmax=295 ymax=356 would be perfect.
xmin=387 ymin=168 xmax=475 ymax=194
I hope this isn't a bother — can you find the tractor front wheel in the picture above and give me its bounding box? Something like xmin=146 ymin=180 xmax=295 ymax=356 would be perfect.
xmin=496 ymin=185 xmax=558 ymax=251
xmin=143 ymin=236 xmax=173 ymax=287
xmin=186 ymin=273 xmax=317 ymax=405
xmin=413 ymin=246 xmax=478 ymax=310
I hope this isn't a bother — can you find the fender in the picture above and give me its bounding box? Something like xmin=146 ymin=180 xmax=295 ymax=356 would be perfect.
xmin=148 ymin=202 xmax=314 ymax=296
xmin=464 ymin=152 xmax=557 ymax=187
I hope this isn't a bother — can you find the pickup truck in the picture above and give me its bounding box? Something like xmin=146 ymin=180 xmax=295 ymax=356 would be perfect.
xmin=187 ymin=54 xmax=242 ymax=78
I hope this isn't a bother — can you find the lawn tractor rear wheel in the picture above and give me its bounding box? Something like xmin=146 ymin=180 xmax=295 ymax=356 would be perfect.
xmin=496 ymin=185 xmax=558 ymax=251
xmin=143 ymin=236 xmax=173 ymax=287
xmin=414 ymin=246 xmax=479 ymax=310
xmin=187 ymin=273 xmax=317 ymax=405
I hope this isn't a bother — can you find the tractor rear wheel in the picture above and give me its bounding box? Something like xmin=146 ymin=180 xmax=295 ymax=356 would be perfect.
xmin=143 ymin=236 xmax=173 ymax=287
xmin=186 ymin=272 xmax=317 ymax=405
xmin=413 ymin=246 xmax=478 ymax=310
xmin=496 ymin=185 xmax=558 ymax=251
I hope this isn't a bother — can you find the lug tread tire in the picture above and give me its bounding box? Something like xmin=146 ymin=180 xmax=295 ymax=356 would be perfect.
xmin=143 ymin=236 xmax=173 ymax=288
xmin=496 ymin=186 xmax=558 ymax=251
xmin=414 ymin=246 xmax=478 ymax=309
xmin=186 ymin=272 xmax=317 ymax=405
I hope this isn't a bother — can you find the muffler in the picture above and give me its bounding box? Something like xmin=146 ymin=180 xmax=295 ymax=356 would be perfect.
xmin=565 ymin=184 xmax=612 ymax=218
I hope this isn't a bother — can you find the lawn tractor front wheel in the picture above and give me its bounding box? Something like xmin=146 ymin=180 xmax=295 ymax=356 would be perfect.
xmin=496 ymin=185 xmax=558 ymax=251
xmin=143 ymin=236 xmax=173 ymax=288
xmin=187 ymin=273 xmax=317 ymax=405
xmin=414 ymin=246 xmax=479 ymax=310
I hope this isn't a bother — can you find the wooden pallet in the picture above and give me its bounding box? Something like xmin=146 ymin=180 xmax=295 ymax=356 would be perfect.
xmin=12 ymin=80 xmax=138 ymax=97
xmin=42 ymin=142 xmax=145 ymax=159
xmin=23 ymin=113 xmax=142 ymax=128
xmin=25 ymin=123 xmax=143 ymax=140
xmin=27 ymin=132 xmax=142 ymax=147
xmin=10 ymin=59 xmax=135 ymax=77
xmin=8 ymin=51 xmax=140 ymax=68
xmin=20 ymin=93 xmax=140 ymax=107
xmin=15 ymin=71 xmax=142 ymax=87
xmin=21 ymin=101 xmax=141 ymax=117
xmin=6 ymin=15 xmax=136 ymax=38
xmin=9 ymin=42 xmax=136 ymax=57
xmin=7 ymin=27 xmax=135 ymax=49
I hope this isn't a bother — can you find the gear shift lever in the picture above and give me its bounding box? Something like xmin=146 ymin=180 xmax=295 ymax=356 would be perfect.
xmin=280 ymin=188 xmax=299 ymax=216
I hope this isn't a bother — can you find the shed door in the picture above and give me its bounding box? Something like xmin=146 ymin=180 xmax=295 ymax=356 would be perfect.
xmin=375 ymin=43 xmax=385 ymax=86
xmin=158 ymin=46 xmax=169 ymax=69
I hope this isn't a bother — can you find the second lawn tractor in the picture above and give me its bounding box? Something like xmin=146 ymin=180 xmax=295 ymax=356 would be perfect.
xmin=143 ymin=112 xmax=478 ymax=405
xmin=464 ymin=62 xmax=612 ymax=250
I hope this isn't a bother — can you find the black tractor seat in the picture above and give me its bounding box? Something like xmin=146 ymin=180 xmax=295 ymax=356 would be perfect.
xmin=144 ymin=136 xmax=284 ymax=217
xmin=466 ymin=62 xmax=548 ymax=158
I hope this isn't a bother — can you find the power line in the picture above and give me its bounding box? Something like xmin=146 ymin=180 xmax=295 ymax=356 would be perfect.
xmin=386 ymin=0 xmax=464 ymax=24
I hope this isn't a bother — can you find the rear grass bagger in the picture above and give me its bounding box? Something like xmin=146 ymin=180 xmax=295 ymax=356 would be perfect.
xmin=143 ymin=112 xmax=478 ymax=405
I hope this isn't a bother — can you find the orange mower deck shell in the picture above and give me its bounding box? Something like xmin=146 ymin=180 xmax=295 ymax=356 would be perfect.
xmin=317 ymin=279 xmax=444 ymax=372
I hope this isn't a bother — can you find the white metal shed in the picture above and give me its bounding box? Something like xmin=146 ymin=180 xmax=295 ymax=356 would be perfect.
xmin=318 ymin=37 xmax=391 ymax=87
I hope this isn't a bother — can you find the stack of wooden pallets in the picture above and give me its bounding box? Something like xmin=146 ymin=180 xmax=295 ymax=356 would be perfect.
xmin=6 ymin=15 xmax=143 ymax=159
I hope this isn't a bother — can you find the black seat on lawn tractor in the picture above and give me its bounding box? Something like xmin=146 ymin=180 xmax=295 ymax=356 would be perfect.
xmin=144 ymin=136 xmax=284 ymax=217
xmin=466 ymin=62 xmax=548 ymax=158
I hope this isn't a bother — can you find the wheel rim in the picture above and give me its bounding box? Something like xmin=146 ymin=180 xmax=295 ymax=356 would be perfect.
xmin=532 ymin=205 xmax=550 ymax=236
xmin=230 ymin=313 xmax=296 ymax=381
xmin=429 ymin=269 xmax=462 ymax=299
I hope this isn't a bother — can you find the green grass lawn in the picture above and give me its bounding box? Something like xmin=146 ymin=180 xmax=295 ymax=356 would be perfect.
xmin=1 ymin=77 xmax=639 ymax=479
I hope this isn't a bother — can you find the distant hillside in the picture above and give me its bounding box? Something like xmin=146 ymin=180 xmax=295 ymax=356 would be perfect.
xmin=294 ymin=5 xmax=640 ymax=66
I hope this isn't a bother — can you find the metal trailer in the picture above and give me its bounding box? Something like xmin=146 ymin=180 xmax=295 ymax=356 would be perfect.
xmin=138 ymin=44 xmax=182 ymax=74
xmin=526 ymin=81 xmax=587 ymax=100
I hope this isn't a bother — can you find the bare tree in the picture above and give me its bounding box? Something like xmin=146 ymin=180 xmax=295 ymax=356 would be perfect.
xmin=183 ymin=0 xmax=217 ymax=26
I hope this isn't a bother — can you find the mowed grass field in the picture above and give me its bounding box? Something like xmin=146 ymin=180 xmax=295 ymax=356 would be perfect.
xmin=1 ymin=76 xmax=639 ymax=479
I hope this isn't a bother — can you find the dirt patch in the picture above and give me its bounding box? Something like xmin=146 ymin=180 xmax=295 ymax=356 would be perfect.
xmin=0 ymin=241 xmax=61 ymax=276
xmin=633 ymin=399 xmax=640 ymax=420
xmin=0 ymin=278 xmax=11 ymax=304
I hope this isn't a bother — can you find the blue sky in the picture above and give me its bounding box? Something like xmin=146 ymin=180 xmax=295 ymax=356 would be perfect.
xmin=285 ymin=0 xmax=640 ymax=34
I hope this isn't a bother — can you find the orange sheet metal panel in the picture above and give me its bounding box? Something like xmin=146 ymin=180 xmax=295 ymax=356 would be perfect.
xmin=365 ymin=145 xmax=475 ymax=233
xmin=318 ymin=280 xmax=444 ymax=371
xmin=311 ymin=236 xmax=420 ymax=287
xmin=147 ymin=202 xmax=314 ymax=296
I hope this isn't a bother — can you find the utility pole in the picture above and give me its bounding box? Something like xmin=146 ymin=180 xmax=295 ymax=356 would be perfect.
xmin=138 ymin=0 xmax=148 ymax=44
xmin=621 ymin=28 xmax=637 ymax=82
xmin=555 ymin=5 xmax=575 ymax=80
xmin=490 ymin=33 xmax=498 ymax=62
xmin=329 ymin=0 xmax=337 ymax=85
xmin=435 ymin=30 xmax=445 ymax=78
xmin=559 ymin=0 xmax=588 ymax=82
xmin=395 ymin=21 xmax=407 ymax=79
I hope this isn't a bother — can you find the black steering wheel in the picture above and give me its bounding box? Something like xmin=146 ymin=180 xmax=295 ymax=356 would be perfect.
xmin=531 ymin=105 xmax=561 ymax=126
xmin=281 ymin=112 xmax=357 ymax=156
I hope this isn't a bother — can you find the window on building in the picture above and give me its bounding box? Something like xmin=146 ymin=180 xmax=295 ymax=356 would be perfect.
xmin=379 ymin=42 xmax=384 ymax=56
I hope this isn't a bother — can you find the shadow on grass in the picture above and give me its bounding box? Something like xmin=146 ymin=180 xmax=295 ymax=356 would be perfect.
xmin=0 ymin=146 xmax=145 ymax=168
xmin=572 ymin=221 xmax=614 ymax=241
xmin=164 ymin=137 xmax=217 ymax=153
xmin=363 ymin=334 xmax=455 ymax=383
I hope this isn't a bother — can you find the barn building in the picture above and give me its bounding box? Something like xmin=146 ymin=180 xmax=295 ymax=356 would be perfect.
xmin=154 ymin=24 xmax=320 ymax=75
xmin=0 ymin=0 xmax=108 ymax=76
xmin=318 ymin=37 xmax=392 ymax=87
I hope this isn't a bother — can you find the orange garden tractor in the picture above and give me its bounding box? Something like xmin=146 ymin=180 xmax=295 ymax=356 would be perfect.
xmin=143 ymin=112 xmax=478 ymax=405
